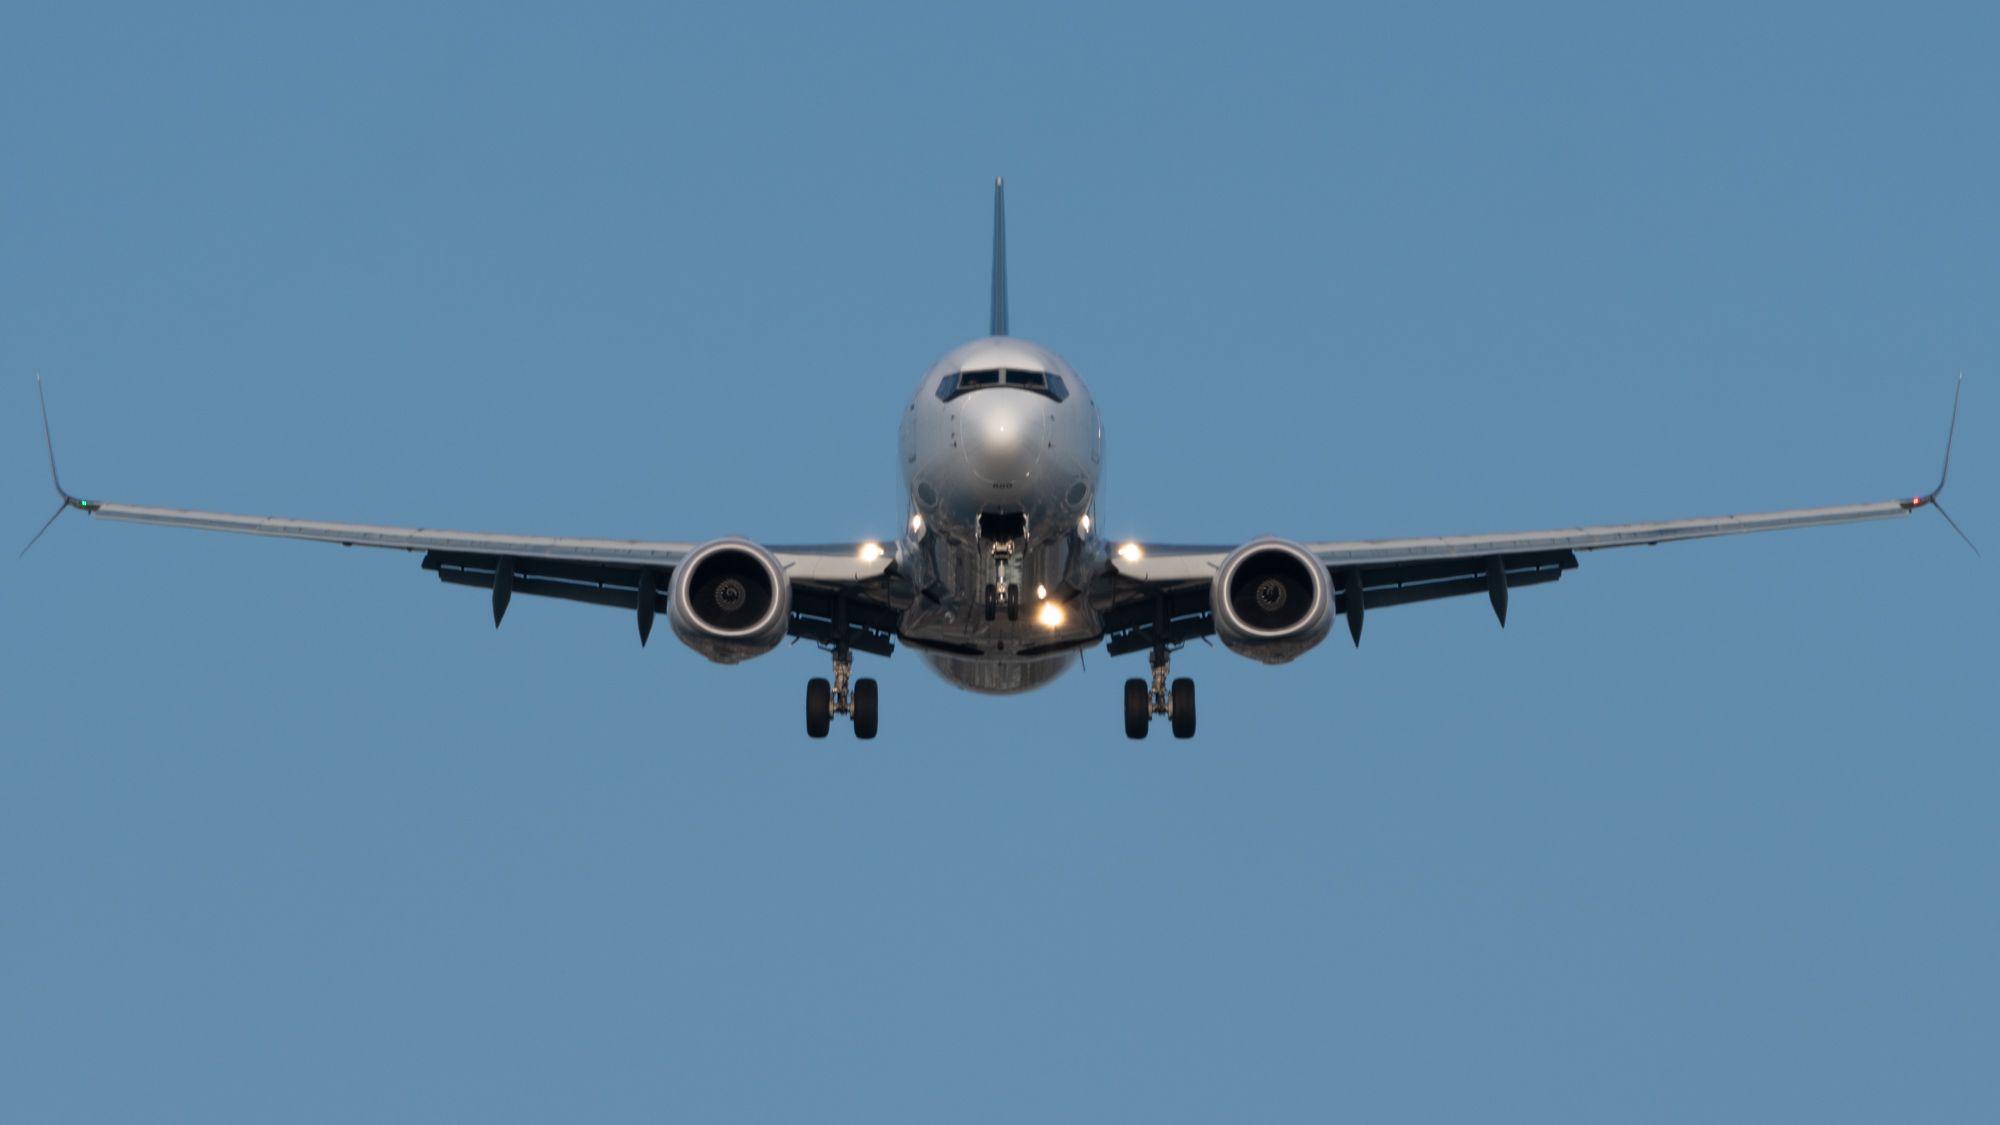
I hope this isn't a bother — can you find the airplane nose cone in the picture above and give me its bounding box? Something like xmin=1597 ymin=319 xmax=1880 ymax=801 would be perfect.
xmin=959 ymin=390 xmax=1045 ymax=484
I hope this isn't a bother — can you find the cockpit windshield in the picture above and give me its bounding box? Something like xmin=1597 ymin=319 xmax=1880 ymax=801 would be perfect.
xmin=937 ymin=368 xmax=1069 ymax=403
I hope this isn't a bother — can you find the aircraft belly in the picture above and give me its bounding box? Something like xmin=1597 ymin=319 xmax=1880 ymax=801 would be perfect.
xmin=896 ymin=605 xmax=1099 ymax=660
xmin=919 ymin=650 xmax=1077 ymax=695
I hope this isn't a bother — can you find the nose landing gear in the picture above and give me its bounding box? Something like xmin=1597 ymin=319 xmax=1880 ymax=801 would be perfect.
xmin=983 ymin=583 xmax=1022 ymax=622
xmin=1124 ymin=645 xmax=1195 ymax=740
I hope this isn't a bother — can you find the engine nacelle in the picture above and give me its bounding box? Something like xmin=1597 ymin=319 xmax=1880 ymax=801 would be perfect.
xmin=668 ymin=538 xmax=791 ymax=664
xmin=1211 ymin=537 xmax=1333 ymax=664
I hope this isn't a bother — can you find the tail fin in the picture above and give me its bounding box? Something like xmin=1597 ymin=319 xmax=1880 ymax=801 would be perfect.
xmin=990 ymin=177 xmax=1008 ymax=337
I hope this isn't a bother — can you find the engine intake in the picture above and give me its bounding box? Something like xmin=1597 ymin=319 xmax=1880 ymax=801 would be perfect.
xmin=668 ymin=538 xmax=791 ymax=663
xmin=1211 ymin=538 xmax=1332 ymax=664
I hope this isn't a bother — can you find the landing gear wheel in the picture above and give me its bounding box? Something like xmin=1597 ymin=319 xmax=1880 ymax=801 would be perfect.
xmin=1124 ymin=678 xmax=1150 ymax=739
xmin=852 ymin=678 xmax=879 ymax=740
xmin=805 ymin=677 xmax=832 ymax=739
xmin=1170 ymin=677 xmax=1197 ymax=740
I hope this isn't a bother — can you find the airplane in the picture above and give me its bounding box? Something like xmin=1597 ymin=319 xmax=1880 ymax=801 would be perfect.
xmin=27 ymin=179 xmax=1970 ymax=740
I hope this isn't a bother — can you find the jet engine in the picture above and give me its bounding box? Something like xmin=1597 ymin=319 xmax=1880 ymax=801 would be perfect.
xmin=668 ymin=538 xmax=791 ymax=664
xmin=1211 ymin=537 xmax=1333 ymax=664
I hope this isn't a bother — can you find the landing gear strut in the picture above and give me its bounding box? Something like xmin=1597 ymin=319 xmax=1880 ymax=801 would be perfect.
xmin=806 ymin=645 xmax=878 ymax=740
xmin=1124 ymin=645 xmax=1195 ymax=740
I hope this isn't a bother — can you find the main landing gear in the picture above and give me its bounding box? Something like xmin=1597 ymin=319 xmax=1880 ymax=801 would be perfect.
xmin=806 ymin=648 xmax=878 ymax=739
xmin=1125 ymin=646 xmax=1195 ymax=740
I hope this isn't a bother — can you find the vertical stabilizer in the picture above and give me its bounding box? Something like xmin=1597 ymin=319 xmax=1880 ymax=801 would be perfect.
xmin=990 ymin=177 xmax=1008 ymax=336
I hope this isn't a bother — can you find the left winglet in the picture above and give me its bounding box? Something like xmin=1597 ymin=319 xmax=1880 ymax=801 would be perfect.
xmin=21 ymin=377 xmax=93 ymax=557
xmin=1902 ymin=373 xmax=1975 ymax=555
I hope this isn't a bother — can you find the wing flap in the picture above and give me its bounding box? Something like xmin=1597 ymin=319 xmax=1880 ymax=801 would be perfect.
xmin=1337 ymin=550 xmax=1575 ymax=613
xmin=1342 ymin=559 xmax=1566 ymax=613
xmin=424 ymin=551 xmax=664 ymax=614
xmin=1101 ymin=582 xmax=1213 ymax=656
xmin=433 ymin=566 xmax=659 ymax=612
xmin=789 ymin=586 xmax=900 ymax=656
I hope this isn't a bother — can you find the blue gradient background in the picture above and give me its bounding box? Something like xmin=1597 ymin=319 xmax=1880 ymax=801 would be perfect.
xmin=4 ymin=3 xmax=1995 ymax=1121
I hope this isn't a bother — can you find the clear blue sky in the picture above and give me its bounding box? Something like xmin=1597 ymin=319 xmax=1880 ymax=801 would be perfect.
xmin=4 ymin=2 xmax=1995 ymax=1121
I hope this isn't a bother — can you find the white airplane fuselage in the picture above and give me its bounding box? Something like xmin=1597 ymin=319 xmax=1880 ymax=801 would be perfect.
xmin=896 ymin=335 xmax=1109 ymax=693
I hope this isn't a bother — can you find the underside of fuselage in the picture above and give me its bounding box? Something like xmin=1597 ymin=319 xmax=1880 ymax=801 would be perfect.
xmin=918 ymin=650 xmax=1079 ymax=695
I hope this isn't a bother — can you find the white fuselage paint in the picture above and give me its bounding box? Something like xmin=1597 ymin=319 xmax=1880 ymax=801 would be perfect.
xmin=895 ymin=336 xmax=1109 ymax=693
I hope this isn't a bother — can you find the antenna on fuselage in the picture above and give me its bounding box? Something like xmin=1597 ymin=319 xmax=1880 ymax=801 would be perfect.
xmin=990 ymin=176 xmax=1008 ymax=337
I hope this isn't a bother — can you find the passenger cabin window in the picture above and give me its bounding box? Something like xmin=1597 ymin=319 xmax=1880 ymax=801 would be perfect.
xmin=936 ymin=368 xmax=1070 ymax=403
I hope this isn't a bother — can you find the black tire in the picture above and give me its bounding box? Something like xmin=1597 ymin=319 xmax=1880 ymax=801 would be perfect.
xmin=1170 ymin=677 xmax=1196 ymax=740
xmin=1124 ymin=678 xmax=1150 ymax=740
xmin=852 ymin=677 xmax=879 ymax=740
xmin=805 ymin=677 xmax=832 ymax=739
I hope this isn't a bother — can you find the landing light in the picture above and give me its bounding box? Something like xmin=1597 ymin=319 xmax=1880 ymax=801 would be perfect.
xmin=858 ymin=542 xmax=885 ymax=562
xmin=910 ymin=512 xmax=924 ymax=534
xmin=1078 ymin=513 xmax=1092 ymax=535
xmin=1117 ymin=542 xmax=1144 ymax=563
xmin=1035 ymin=583 xmax=1047 ymax=600
xmin=1037 ymin=600 xmax=1066 ymax=628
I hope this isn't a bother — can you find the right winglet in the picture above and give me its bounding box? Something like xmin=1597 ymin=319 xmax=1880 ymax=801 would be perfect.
xmin=21 ymin=377 xmax=92 ymax=557
xmin=1903 ymin=373 xmax=1975 ymax=555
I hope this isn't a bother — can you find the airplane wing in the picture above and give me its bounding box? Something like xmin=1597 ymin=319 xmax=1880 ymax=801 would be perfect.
xmin=1101 ymin=379 xmax=1969 ymax=652
xmin=52 ymin=494 xmax=893 ymax=628
xmin=28 ymin=382 xmax=897 ymax=648
xmin=1103 ymin=497 xmax=1947 ymax=653
xmin=1114 ymin=496 xmax=1928 ymax=586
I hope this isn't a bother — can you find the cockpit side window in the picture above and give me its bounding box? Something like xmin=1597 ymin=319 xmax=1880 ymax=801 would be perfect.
xmin=937 ymin=368 xmax=1069 ymax=403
